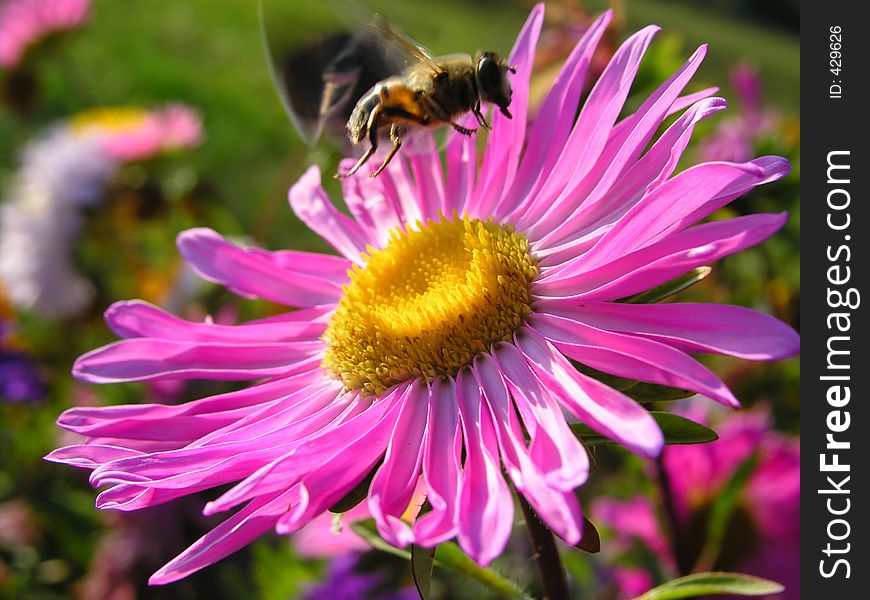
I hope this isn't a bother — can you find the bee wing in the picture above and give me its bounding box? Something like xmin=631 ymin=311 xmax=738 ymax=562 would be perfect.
xmin=366 ymin=14 xmax=445 ymax=76
xmin=259 ymin=1 xmax=406 ymax=146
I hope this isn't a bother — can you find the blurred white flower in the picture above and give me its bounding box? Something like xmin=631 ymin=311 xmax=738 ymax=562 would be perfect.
xmin=0 ymin=106 xmax=203 ymax=318
xmin=0 ymin=127 xmax=115 ymax=318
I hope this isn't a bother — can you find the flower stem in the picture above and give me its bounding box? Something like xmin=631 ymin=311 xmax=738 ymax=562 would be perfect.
xmin=656 ymin=457 xmax=693 ymax=575
xmin=518 ymin=493 xmax=570 ymax=600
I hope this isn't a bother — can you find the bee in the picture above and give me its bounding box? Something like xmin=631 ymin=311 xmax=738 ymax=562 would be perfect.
xmin=340 ymin=19 xmax=516 ymax=178
xmin=260 ymin=3 xmax=515 ymax=178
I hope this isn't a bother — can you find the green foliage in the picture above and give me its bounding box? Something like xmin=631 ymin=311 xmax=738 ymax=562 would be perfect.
xmin=634 ymin=572 xmax=784 ymax=599
xmin=572 ymin=412 xmax=719 ymax=447
xmin=411 ymin=544 xmax=436 ymax=599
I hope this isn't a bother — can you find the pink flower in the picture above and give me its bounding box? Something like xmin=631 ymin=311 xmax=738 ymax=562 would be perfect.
xmin=47 ymin=6 xmax=798 ymax=585
xmin=293 ymin=502 xmax=372 ymax=558
xmin=72 ymin=105 xmax=204 ymax=162
xmin=696 ymin=64 xmax=780 ymax=163
xmin=593 ymin=408 xmax=800 ymax=599
xmin=0 ymin=0 xmax=90 ymax=69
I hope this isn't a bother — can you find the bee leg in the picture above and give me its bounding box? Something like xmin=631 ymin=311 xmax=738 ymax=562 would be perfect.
xmin=371 ymin=125 xmax=403 ymax=178
xmin=473 ymin=104 xmax=491 ymax=130
xmin=338 ymin=107 xmax=382 ymax=178
xmin=420 ymin=95 xmax=477 ymax=136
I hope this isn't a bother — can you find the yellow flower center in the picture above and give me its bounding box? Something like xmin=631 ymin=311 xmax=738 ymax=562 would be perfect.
xmin=323 ymin=216 xmax=538 ymax=395
xmin=70 ymin=107 xmax=149 ymax=135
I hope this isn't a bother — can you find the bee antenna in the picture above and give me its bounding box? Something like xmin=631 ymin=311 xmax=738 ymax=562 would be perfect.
xmin=507 ymin=65 xmax=517 ymax=74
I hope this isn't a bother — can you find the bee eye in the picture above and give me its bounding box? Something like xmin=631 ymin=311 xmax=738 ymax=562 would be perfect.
xmin=477 ymin=55 xmax=502 ymax=95
xmin=477 ymin=52 xmax=513 ymax=113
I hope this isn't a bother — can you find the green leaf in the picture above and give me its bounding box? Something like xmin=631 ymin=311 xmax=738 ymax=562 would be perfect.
xmin=572 ymin=364 xmax=696 ymax=402
xmin=411 ymin=545 xmax=435 ymax=600
xmin=571 ymin=412 xmax=718 ymax=447
xmin=573 ymin=362 xmax=639 ymax=391
xmin=634 ymin=572 xmax=785 ymax=599
xmin=623 ymin=382 xmax=696 ymax=403
xmin=574 ymin=517 xmax=601 ymax=554
xmin=652 ymin=413 xmax=719 ymax=445
xmin=349 ymin=521 xmax=533 ymax=600
xmin=433 ymin=543 xmax=534 ymax=600
xmin=620 ymin=267 xmax=712 ymax=304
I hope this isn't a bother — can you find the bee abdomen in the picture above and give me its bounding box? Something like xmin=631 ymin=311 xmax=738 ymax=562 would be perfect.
xmin=347 ymin=89 xmax=380 ymax=144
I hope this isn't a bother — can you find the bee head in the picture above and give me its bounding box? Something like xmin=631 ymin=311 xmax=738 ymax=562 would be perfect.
xmin=476 ymin=51 xmax=515 ymax=119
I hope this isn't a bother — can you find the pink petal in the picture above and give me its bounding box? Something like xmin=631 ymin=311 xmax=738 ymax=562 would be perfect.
xmin=206 ymin=383 xmax=408 ymax=515
xmin=527 ymin=312 xmax=738 ymax=407
xmin=489 ymin=343 xmax=588 ymax=490
xmin=533 ymin=45 xmax=709 ymax=247
xmin=148 ymin=488 xmax=299 ymax=585
xmin=455 ymin=368 xmax=514 ymax=565
xmin=498 ymin=10 xmax=612 ymax=220
xmin=89 ymin=382 xmax=346 ymax=493
xmin=533 ymin=213 xmax=787 ymax=300
xmin=668 ymin=87 xmax=719 ymax=114
xmin=274 ymin=386 xmax=411 ymax=535
xmin=72 ymin=337 xmax=325 ymax=383
xmin=105 ymin=300 xmax=330 ymax=342
xmin=547 ymin=301 xmax=799 ymax=360
xmin=177 ymin=227 xmax=344 ymax=306
xmin=444 ymin=113 xmax=478 ymax=216
xmin=516 ymin=25 xmax=660 ymax=232
xmin=338 ymin=161 xmax=402 ymax=249
xmin=379 ymin=157 xmax=422 ymax=226
xmin=56 ymin=370 xmax=321 ymax=441
xmin=575 ymin=157 xmax=789 ymax=271
xmin=288 ymin=165 xmax=370 ymax=264
xmin=247 ymin=248 xmax=351 ymax=282
xmin=534 ymin=96 xmax=729 ymax=265
xmin=45 ymin=444 xmax=144 ymax=470
xmin=413 ymin=377 xmax=462 ymax=547
xmin=514 ymin=327 xmax=663 ymax=457
xmin=469 ymin=3 xmax=544 ymax=218
xmin=474 ymin=353 xmax=584 ymax=544
xmin=368 ymin=380 xmax=429 ymax=547
xmin=407 ymin=133 xmax=446 ymax=222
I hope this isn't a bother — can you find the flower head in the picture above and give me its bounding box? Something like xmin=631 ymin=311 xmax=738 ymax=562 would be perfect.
xmin=70 ymin=104 xmax=204 ymax=162
xmin=47 ymin=5 xmax=798 ymax=584
xmin=0 ymin=0 xmax=91 ymax=69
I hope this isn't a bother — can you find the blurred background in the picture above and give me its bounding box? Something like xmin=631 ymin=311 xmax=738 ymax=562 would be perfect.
xmin=0 ymin=0 xmax=798 ymax=598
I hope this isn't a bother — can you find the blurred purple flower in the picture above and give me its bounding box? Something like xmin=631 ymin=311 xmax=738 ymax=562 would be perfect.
xmin=46 ymin=5 xmax=798 ymax=585
xmin=303 ymin=554 xmax=417 ymax=600
xmin=0 ymin=321 xmax=44 ymax=403
xmin=593 ymin=407 xmax=800 ymax=599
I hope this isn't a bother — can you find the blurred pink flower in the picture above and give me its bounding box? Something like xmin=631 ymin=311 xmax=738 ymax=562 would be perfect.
xmin=48 ymin=5 xmax=797 ymax=584
xmin=612 ymin=567 xmax=655 ymax=599
xmin=293 ymin=502 xmax=371 ymax=559
xmin=593 ymin=408 xmax=800 ymax=599
xmin=0 ymin=0 xmax=90 ymax=69
xmin=72 ymin=104 xmax=204 ymax=162
xmin=696 ymin=64 xmax=780 ymax=163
